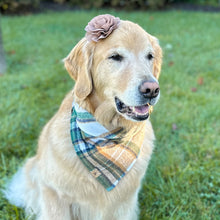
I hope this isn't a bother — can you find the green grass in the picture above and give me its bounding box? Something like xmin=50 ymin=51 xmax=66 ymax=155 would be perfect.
xmin=0 ymin=10 xmax=220 ymax=220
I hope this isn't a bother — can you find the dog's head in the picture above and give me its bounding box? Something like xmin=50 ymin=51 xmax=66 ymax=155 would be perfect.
xmin=65 ymin=15 xmax=162 ymax=127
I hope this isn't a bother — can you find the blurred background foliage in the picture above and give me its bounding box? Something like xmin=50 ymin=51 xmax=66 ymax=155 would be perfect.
xmin=0 ymin=0 xmax=220 ymax=14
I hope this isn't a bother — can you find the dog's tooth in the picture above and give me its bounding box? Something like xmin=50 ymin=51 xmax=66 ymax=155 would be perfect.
xmin=132 ymin=107 xmax=135 ymax=112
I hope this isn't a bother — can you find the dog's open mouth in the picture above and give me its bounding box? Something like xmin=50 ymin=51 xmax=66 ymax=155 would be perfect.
xmin=115 ymin=97 xmax=150 ymax=121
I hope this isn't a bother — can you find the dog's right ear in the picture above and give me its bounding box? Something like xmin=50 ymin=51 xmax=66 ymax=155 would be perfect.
xmin=64 ymin=38 xmax=95 ymax=100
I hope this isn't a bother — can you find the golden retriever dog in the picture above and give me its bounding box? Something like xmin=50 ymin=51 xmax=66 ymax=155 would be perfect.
xmin=5 ymin=14 xmax=162 ymax=220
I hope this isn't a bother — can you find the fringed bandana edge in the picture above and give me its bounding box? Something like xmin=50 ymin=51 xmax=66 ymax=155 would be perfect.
xmin=70 ymin=101 xmax=146 ymax=191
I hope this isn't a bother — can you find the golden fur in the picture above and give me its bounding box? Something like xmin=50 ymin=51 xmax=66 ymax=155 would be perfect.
xmin=6 ymin=20 xmax=162 ymax=220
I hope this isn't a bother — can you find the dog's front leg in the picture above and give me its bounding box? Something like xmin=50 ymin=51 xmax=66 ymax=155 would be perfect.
xmin=37 ymin=184 xmax=71 ymax=220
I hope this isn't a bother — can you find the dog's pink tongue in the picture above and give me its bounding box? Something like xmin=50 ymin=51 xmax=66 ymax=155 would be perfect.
xmin=134 ymin=105 xmax=149 ymax=114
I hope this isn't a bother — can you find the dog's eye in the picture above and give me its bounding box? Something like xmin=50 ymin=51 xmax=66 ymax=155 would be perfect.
xmin=146 ymin=53 xmax=154 ymax=60
xmin=109 ymin=54 xmax=123 ymax=62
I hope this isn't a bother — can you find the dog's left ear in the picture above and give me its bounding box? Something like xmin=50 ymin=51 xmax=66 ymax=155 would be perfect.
xmin=64 ymin=38 xmax=95 ymax=100
xmin=151 ymin=36 xmax=163 ymax=80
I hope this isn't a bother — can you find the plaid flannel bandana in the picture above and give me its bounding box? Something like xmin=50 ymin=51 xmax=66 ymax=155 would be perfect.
xmin=70 ymin=101 xmax=146 ymax=191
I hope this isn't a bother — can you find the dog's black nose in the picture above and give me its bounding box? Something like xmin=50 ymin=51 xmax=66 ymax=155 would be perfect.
xmin=139 ymin=81 xmax=160 ymax=98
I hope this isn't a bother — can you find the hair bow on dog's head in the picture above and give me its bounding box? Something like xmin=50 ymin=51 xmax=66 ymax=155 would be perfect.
xmin=85 ymin=14 xmax=120 ymax=42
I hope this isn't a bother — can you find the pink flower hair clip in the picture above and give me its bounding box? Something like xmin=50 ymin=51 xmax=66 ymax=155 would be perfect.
xmin=85 ymin=14 xmax=120 ymax=42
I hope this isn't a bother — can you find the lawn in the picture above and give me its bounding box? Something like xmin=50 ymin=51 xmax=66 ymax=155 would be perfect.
xmin=0 ymin=9 xmax=220 ymax=220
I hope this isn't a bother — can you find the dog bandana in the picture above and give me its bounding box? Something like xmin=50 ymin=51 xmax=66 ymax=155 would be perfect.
xmin=70 ymin=102 xmax=146 ymax=191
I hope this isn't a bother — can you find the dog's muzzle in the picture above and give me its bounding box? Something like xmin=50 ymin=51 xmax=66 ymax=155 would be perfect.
xmin=115 ymin=81 xmax=160 ymax=121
